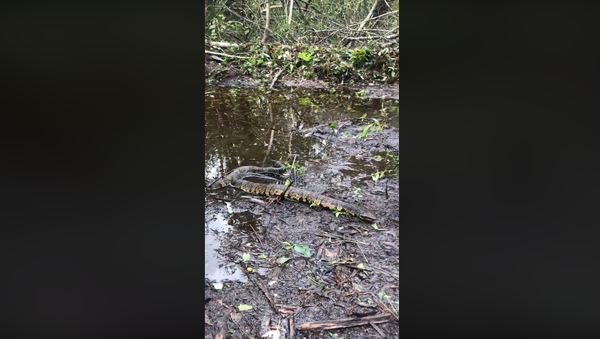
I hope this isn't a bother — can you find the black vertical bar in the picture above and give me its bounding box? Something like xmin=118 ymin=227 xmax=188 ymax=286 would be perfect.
xmin=0 ymin=2 xmax=204 ymax=338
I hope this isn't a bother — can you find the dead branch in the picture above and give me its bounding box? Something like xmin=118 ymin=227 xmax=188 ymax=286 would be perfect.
xmin=369 ymin=321 xmax=386 ymax=337
xmin=256 ymin=281 xmax=277 ymax=312
xmin=298 ymin=313 xmax=391 ymax=331
xmin=358 ymin=0 xmax=379 ymax=32
xmin=222 ymin=5 xmax=280 ymax=40
xmin=205 ymin=41 xmax=239 ymax=48
xmin=269 ymin=68 xmax=285 ymax=89
xmin=288 ymin=317 xmax=295 ymax=338
xmin=205 ymin=50 xmax=250 ymax=59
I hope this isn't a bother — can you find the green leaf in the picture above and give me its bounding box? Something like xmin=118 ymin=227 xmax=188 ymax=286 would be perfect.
xmin=359 ymin=124 xmax=373 ymax=138
xmin=258 ymin=254 xmax=267 ymax=259
xmin=297 ymin=51 xmax=313 ymax=62
xmin=242 ymin=253 xmax=250 ymax=262
xmin=377 ymin=290 xmax=386 ymax=299
xmin=330 ymin=121 xmax=338 ymax=128
xmin=298 ymin=97 xmax=312 ymax=106
xmin=238 ymin=304 xmax=253 ymax=311
xmin=371 ymin=223 xmax=379 ymax=230
xmin=357 ymin=263 xmax=366 ymax=270
xmin=293 ymin=244 xmax=311 ymax=258
xmin=277 ymin=257 xmax=291 ymax=264
xmin=212 ymin=282 xmax=223 ymax=290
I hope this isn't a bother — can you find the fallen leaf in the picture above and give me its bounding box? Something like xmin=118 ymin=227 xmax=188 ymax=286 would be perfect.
xmin=324 ymin=248 xmax=337 ymax=258
xmin=277 ymin=257 xmax=291 ymax=264
xmin=238 ymin=304 xmax=253 ymax=311
xmin=262 ymin=329 xmax=281 ymax=339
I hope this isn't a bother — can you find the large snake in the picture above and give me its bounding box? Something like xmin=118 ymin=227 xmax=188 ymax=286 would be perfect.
xmin=208 ymin=164 xmax=376 ymax=222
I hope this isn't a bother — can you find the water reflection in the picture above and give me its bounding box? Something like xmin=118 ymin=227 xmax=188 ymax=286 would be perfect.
xmin=204 ymin=86 xmax=399 ymax=282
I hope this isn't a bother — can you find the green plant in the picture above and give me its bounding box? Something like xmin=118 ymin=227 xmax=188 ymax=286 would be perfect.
xmin=358 ymin=119 xmax=384 ymax=138
xmin=298 ymin=51 xmax=313 ymax=62
xmin=282 ymin=242 xmax=311 ymax=258
xmin=371 ymin=170 xmax=387 ymax=183
xmin=350 ymin=48 xmax=372 ymax=67
xmin=353 ymin=187 xmax=362 ymax=203
xmin=281 ymin=160 xmax=306 ymax=176
xmin=333 ymin=208 xmax=349 ymax=218
xmin=354 ymin=90 xmax=367 ymax=99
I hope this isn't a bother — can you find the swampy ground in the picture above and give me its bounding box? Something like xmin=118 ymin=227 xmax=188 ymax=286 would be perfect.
xmin=205 ymin=86 xmax=399 ymax=338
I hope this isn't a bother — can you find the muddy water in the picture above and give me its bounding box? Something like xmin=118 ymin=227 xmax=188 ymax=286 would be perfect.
xmin=204 ymin=86 xmax=399 ymax=283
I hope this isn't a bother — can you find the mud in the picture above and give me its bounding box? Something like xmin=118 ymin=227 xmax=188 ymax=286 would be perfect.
xmin=205 ymin=87 xmax=398 ymax=338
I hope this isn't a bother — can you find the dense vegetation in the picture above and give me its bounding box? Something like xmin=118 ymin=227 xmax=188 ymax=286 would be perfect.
xmin=205 ymin=0 xmax=399 ymax=86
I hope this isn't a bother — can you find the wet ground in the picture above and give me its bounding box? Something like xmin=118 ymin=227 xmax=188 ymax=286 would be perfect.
xmin=205 ymin=86 xmax=399 ymax=338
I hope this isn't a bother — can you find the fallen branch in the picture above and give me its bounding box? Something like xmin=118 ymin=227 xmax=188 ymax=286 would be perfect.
xmin=288 ymin=317 xmax=295 ymax=338
xmin=205 ymin=50 xmax=250 ymax=59
xmin=357 ymin=0 xmax=379 ymax=32
xmin=269 ymin=68 xmax=285 ymax=89
xmin=369 ymin=321 xmax=386 ymax=337
xmin=256 ymin=281 xmax=277 ymax=312
xmin=240 ymin=197 xmax=268 ymax=206
xmin=205 ymin=41 xmax=239 ymax=48
xmin=298 ymin=314 xmax=391 ymax=331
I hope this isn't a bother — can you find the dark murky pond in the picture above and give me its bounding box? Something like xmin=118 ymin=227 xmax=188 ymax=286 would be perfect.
xmin=205 ymin=86 xmax=399 ymax=282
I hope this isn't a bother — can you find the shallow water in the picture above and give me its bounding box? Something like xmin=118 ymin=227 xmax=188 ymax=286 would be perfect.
xmin=204 ymin=86 xmax=399 ymax=282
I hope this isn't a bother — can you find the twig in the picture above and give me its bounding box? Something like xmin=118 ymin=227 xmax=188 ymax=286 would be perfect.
xmin=246 ymin=222 xmax=263 ymax=247
xmin=370 ymin=9 xmax=399 ymax=21
xmin=368 ymin=265 xmax=399 ymax=281
xmin=371 ymin=293 xmax=399 ymax=321
xmin=261 ymin=101 xmax=275 ymax=166
xmin=205 ymin=40 xmax=239 ymax=48
xmin=269 ymin=68 xmax=285 ymax=89
xmin=356 ymin=243 xmax=369 ymax=264
xmin=229 ymin=314 xmax=252 ymax=339
xmin=369 ymin=321 xmax=386 ymax=337
xmin=288 ymin=318 xmax=295 ymax=338
xmin=357 ymin=0 xmax=379 ymax=32
xmin=344 ymin=36 xmax=381 ymax=41
xmin=222 ymin=5 xmax=280 ymax=40
xmin=240 ymin=196 xmax=268 ymax=206
xmin=257 ymin=280 xmax=277 ymax=312
xmin=298 ymin=314 xmax=391 ymax=331
xmin=317 ymin=232 xmax=370 ymax=245
xmin=385 ymin=178 xmax=389 ymax=200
